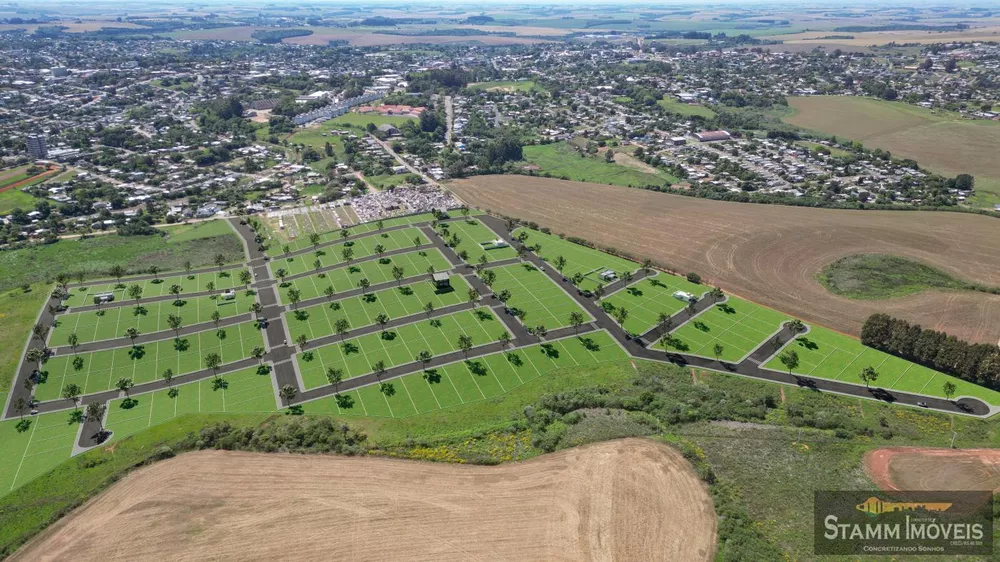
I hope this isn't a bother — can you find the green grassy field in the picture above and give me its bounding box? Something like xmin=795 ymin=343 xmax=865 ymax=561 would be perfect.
xmin=287 ymin=275 xmax=472 ymax=342
xmin=50 ymin=290 xmax=256 ymax=345
xmin=658 ymin=296 xmax=791 ymax=362
xmin=275 ymin=226 xmax=425 ymax=277
xmin=0 ymin=189 xmax=42 ymax=215
xmin=37 ymin=321 xmax=263 ymax=401
xmin=785 ymin=96 xmax=1000 ymax=208
xmin=602 ymin=273 xmax=707 ymax=335
xmin=523 ymin=142 xmax=675 ymax=187
xmin=0 ymin=411 xmax=79 ymax=494
xmin=765 ymin=324 xmax=1000 ymax=406
xmin=468 ymin=80 xmax=543 ymax=93
xmin=657 ymin=98 xmax=716 ymax=119
xmin=296 ymin=309 xmax=507 ymax=390
xmin=303 ymin=330 xmax=629 ymax=418
xmin=0 ymin=284 xmax=48 ymax=392
xmin=365 ymin=173 xmax=411 ymax=190
xmin=491 ymin=263 xmax=590 ymax=330
xmin=818 ymin=253 xmax=973 ymax=299
xmin=282 ymin=248 xmax=452 ymax=303
xmin=513 ymin=227 xmax=636 ymax=292
xmin=263 ymin=212 xmax=444 ymax=257
xmin=286 ymin=124 xmax=346 ymax=172
xmin=63 ymin=268 xmax=247 ymax=308
xmin=437 ymin=218 xmax=517 ymax=264
xmin=0 ymin=219 xmax=245 ymax=293
xmin=328 ymin=112 xmax=416 ymax=130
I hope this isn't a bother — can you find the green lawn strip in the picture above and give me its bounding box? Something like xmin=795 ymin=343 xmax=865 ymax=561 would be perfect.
xmin=765 ymin=325 xmax=1000 ymax=406
xmin=522 ymin=141 xmax=673 ymax=187
xmin=104 ymin=366 xmax=276 ymax=441
xmin=602 ymin=273 xmax=706 ymax=334
xmin=281 ymin=247 xmax=452 ymax=303
xmin=513 ymin=227 xmax=636 ymax=291
xmin=436 ymin=218 xmax=518 ymax=264
xmin=659 ymin=297 xmax=791 ymax=362
xmin=274 ymin=226 xmax=425 ymax=276
xmin=302 ymin=330 xmax=628 ymax=419
xmin=50 ymin=290 xmax=256 ymax=346
xmin=36 ymin=321 xmax=263 ymax=401
xmin=0 ymin=411 xmax=80 ymax=494
xmin=286 ymin=274 xmax=472 ymax=342
xmin=264 ymin=211 xmax=441 ymax=257
xmin=295 ymin=309 xmax=506 ymax=390
xmin=0 ymin=284 xmax=49 ymax=392
xmin=63 ymin=268 xmax=246 ymax=308
xmin=491 ymin=263 xmax=589 ymax=330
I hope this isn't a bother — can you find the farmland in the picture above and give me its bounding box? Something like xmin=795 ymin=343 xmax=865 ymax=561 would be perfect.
xmin=784 ymin=96 xmax=1000 ymax=207
xmin=522 ymin=142 xmax=676 ymax=187
xmin=448 ymin=175 xmax=1000 ymax=344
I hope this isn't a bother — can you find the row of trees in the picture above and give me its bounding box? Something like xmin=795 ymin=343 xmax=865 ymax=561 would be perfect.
xmin=861 ymin=313 xmax=1000 ymax=389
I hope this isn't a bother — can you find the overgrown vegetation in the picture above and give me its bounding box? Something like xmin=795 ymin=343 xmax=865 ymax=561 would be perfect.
xmin=818 ymin=253 xmax=973 ymax=299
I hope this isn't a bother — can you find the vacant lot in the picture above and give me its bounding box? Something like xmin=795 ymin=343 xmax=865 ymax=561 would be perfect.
xmin=866 ymin=447 xmax=1000 ymax=492
xmin=818 ymin=253 xmax=972 ymax=300
xmin=448 ymin=175 xmax=1000 ymax=344
xmin=13 ymin=439 xmax=715 ymax=561
xmin=523 ymin=142 xmax=675 ymax=187
xmin=785 ymin=96 xmax=1000 ymax=206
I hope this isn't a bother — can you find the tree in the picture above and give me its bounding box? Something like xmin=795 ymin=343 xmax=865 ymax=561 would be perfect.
xmin=67 ymin=332 xmax=79 ymax=355
xmin=26 ymin=347 xmax=45 ymax=373
xmin=467 ymin=288 xmax=479 ymax=308
xmin=313 ymin=259 xmax=322 ymax=272
xmin=943 ymin=381 xmax=956 ymax=402
xmin=374 ymin=244 xmax=385 ymax=259
xmin=944 ymin=57 xmax=958 ymax=72
xmin=214 ymin=253 xmax=226 ymax=272
xmin=709 ymin=287 xmax=724 ymax=301
xmin=424 ymin=301 xmax=435 ymax=317
xmin=279 ymin=384 xmax=297 ymax=405
xmin=499 ymin=330 xmax=511 ymax=349
xmin=594 ymin=284 xmax=605 ymax=300
xmin=324 ymin=285 xmax=336 ymax=301
xmin=613 ymin=307 xmax=629 ymax=328
xmin=554 ymin=255 xmax=567 ymax=273
xmin=184 ymin=260 xmax=192 ymax=277
xmin=375 ymin=313 xmax=390 ymax=334
xmin=342 ymin=246 xmax=354 ymax=264
xmin=373 ymin=360 xmax=386 ymax=381
xmin=32 ymin=322 xmax=48 ymax=342
xmin=116 ymin=377 xmax=134 ymax=399
xmin=713 ymin=343 xmax=724 ymax=361
xmin=13 ymin=397 xmax=27 ymax=419
xmin=779 ymin=349 xmax=799 ymax=375
xmin=205 ymin=352 xmax=222 ymax=378
xmin=109 ymin=264 xmax=125 ymax=285
xmin=571 ymin=272 xmax=585 ymax=286
xmin=477 ymin=254 xmax=488 ymax=271
xmin=785 ymin=319 xmax=805 ymax=333
xmin=392 ymin=265 xmax=405 ymax=285
xmin=859 ymin=366 xmax=879 ymax=388
xmin=335 ymin=318 xmax=351 ymax=342
xmin=641 ymin=258 xmax=653 ymax=275
xmin=309 ymin=232 xmax=320 ymax=248
xmin=496 ymin=289 xmax=511 ymax=306
xmin=276 ymin=268 xmax=288 ymax=283
xmin=457 ymin=334 xmax=473 ymax=358
xmin=283 ymin=245 xmax=291 ymax=257
xmin=169 ymin=284 xmax=182 ymax=304
xmin=239 ymin=269 xmax=253 ymax=289
xmin=251 ymin=346 xmax=265 ymax=364
xmin=62 ymin=383 xmax=82 ymax=409
xmin=416 ymin=350 xmax=432 ymax=371
xmin=127 ymin=284 xmax=143 ymax=306
xmin=211 ymin=310 xmax=221 ymax=328
xmin=340 ymin=228 xmax=350 ymax=242
xmin=148 ymin=265 xmax=160 ymax=282
xmin=206 ymin=281 xmax=215 ymax=293
xmin=86 ymin=401 xmax=107 ymax=433
xmin=358 ymin=278 xmax=370 ymax=294
xmin=124 ymin=327 xmax=139 ymax=347
xmin=167 ymin=313 xmax=183 ymax=338
xmin=326 ymin=367 xmax=344 ymax=390
xmin=162 ymin=368 xmax=173 ymax=386
xmin=287 ymin=287 xmax=301 ymax=309
xmin=250 ymin=302 xmax=263 ymax=319
xmin=481 ymin=269 xmax=496 ymax=287
xmin=569 ymin=311 xmax=585 ymax=334
xmin=296 ymin=334 xmax=308 ymax=348
xmin=414 ymin=236 xmax=422 ymax=249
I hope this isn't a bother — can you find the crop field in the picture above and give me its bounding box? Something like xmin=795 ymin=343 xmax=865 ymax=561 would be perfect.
xmin=448 ymin=175 xmax=1000 ymax=344
xmin=602 ymin=274 xmax=707 ymax=335
xmin=303 ymin=331 xmax=628 ymax=418
xmin=0 ymin=411 xmax=79 ymax=493
xmin=522 ymin=142 xmax=675 ymax=187
xmin=282 ymin=248 xmax=452 ymax=303
xmin=286 ymin=275 xmax=472 ymax=342
xmin=62 ymin=268 xmax=246 ymax=308
xmin=437 ymin=219 xmax=517 ymax=264
xmin=104 ymin=366 xmax=276 ymax=441
xmin=296 ymin=309 xmax=507 ymax=389
xmin=657 ymin=297 xmax=792 ymax=362
xmin=36 ymin=322 xmax=263 ymax=401
xmin=785 ymin=96 xmax=1000 ymax=206
xmin=50 ymin=291 xmax=256 ymax=345
xmin=263 ymin=212 xmax=439 ymax=257
xmin=513 ymin=227 xmax=636 ymax=291
xmin=273 ymin=227 xmax=426 ymax=277
xmin=491 ymin=263 xmax=590 ymax=330
xmin=765 ymin=325 xmax=1000 ymax=406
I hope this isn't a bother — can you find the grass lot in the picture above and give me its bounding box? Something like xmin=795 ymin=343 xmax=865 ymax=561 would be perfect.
xmin=303 ymin=331 xmax=628 ymax=418
xmin=105 ymin=366 xmax=276 ymax=440
xmin=437 ymin=218 xmax=517 ymax=264
xmin=785 ymin=96 xmax=1000 ymax=207
xmin=491 ymin=263 xmax=590 ymax=330
xmin=328 ymin=112 xmax=416 ymax=130
xmin=365 ymin=173 xmax=411 ymax=190
xmin=264 ymin=213 xmax=437 ymax=257
xmin=468 ymin=80 xmax=543 ymax=93
xmin=658 ymin=296 xmax=791 ymax=362
xmin=765 ymin=324 xmax=1000 ymax=406
xmin=657 ymin=98 xmax=716 ymax=119
xmin=602 ymin=273 xmax=707 ymax=334
xmin=275 ymin=226 xmax=425 ymax=276
xmin=282 ymin=248 xmax=452 ymax=303
xmin=37 ymin=321 xmax=263 ymax=401
xmin=523 ymin=142 xmax=675 ymax=187
xmin=287 ymin=275 xmax=472 ymax=342
xmin=50 ymin=290 xmax=256 ymax=345
xmin=296 ymin=309 xmax=507 ymax=390
xmin=63 ymin=267 xmax=247 ymax=308
xmin=818 ymin=253 xmax=974 ymax=299
xmin=286 ymin=124 xmax=346 ymax=172
xmin=513 ymin=227 xmax=636 ymax=291
xmin=0 ymin=219 xmax=245 ymax=293
xmin=0 ymin=411 xmax=79 ymax=493
xmin=0 ymin=189 xmax=42 ymax=215
xmin=794 ymin=140 xmax=851 ymax=158
xmin=0 ymin=284 xmax=48 ymax=392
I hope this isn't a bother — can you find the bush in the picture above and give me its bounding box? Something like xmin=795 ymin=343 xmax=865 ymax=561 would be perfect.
xmin=686 ymin=272 xmax=702 ymax=284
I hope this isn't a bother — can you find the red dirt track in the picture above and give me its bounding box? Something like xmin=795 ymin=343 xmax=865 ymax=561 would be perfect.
xmin=865 ymin=447 xmax=1000 ymax=492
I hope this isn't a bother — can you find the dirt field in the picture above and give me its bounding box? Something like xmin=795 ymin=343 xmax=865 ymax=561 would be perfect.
xmin=448 ymin=175 xmax=1000 ymax=343
xmin=865 ymin=447 xmax=1000 ymax=492
xmin=766 ymin=26 xmax=1000 ymax=47
xmin=14 ymin=439 xmax=715 ymax=561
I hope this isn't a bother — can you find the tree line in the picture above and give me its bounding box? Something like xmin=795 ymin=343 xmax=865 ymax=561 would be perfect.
xmin=861 ymin=313 xmax=1000 ymax=389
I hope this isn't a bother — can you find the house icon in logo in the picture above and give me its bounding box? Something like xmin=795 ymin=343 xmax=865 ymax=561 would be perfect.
xmin=856 ymin=497 xmax=952 ymax=515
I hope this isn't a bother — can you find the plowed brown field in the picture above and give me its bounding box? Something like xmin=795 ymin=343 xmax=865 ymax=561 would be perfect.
xmin=865 ymin=447 xmax=1000 ymax=492
xmin=448 ymin=176 xmax=1000 ymax=343
xmin=14 ymin=439 xmax=716 ymax=561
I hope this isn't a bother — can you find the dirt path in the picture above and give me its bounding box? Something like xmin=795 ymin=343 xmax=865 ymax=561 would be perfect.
xmin=0 ymin=167 xmax=58 ymax=193
xmin=13 ymin=439 xmax=716 ymax=562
